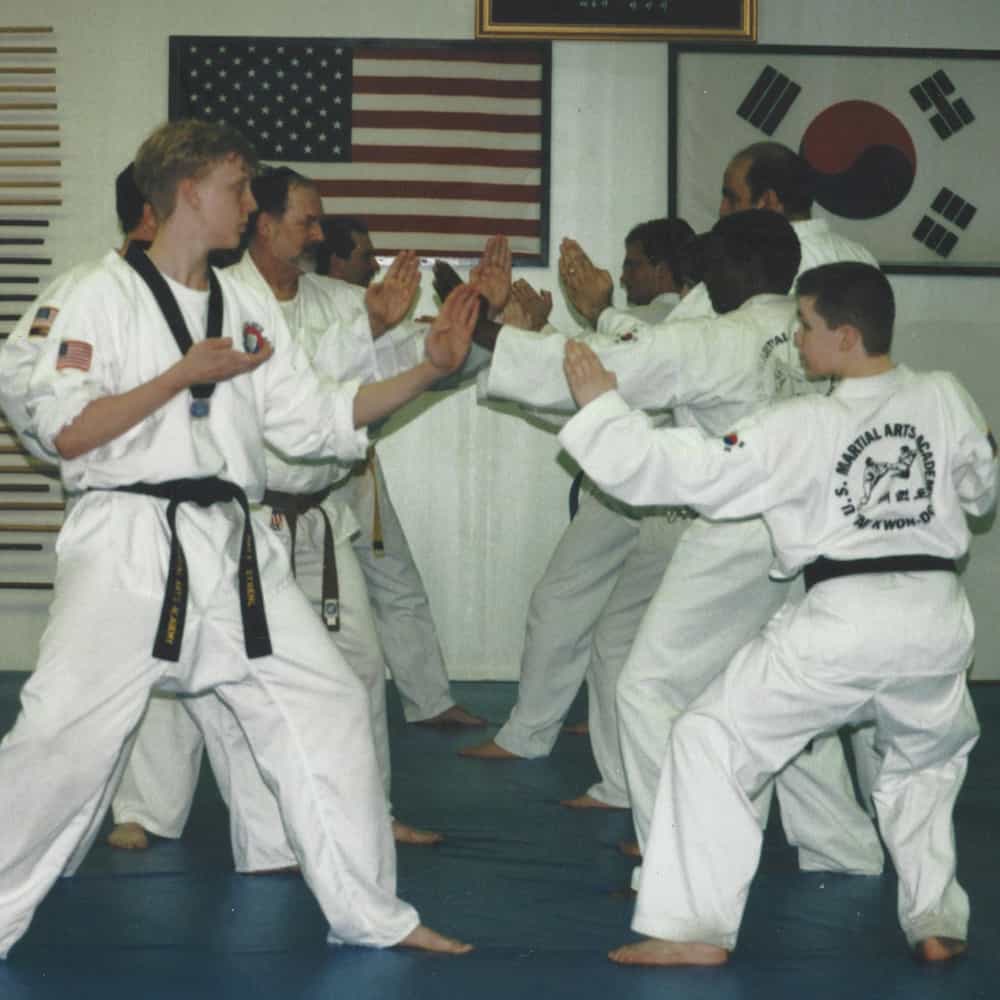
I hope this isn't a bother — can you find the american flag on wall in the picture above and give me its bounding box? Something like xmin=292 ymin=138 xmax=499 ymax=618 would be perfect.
xmin=169 ymin=37 xmax=551 ymax=264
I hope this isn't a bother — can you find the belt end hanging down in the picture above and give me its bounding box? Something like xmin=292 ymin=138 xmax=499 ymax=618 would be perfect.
xmin=323 ymin=598 xmax=341 ymax=631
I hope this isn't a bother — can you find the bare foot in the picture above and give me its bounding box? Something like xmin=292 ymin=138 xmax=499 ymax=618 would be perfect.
xmin=609 ymin=938 xmax=729 ymax=967
xmin=560 ymin=793 xmax=626 ymax=810
xmin=458 ymin=740 xmax=523 ymax=760
xmin=393 ymin=820 xmax=444 ymax=846
xmin=618 ymin=839 xmax=642 ymax=859
xmin=915 ymin=937 xmax=967 ymax=963
xmin=563 ymin=720 xmax=589 ymax=735
xmin=107 ymin=822 xmax=149 ymax=851
xmin=417 ymin=705 xmax=487 ymax=728
xmin=399 ymin=924 xmax=474 ymax=954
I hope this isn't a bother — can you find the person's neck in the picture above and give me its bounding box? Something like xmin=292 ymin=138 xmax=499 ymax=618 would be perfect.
xmin=839 ymin=354 xmax=895 ymax=380
xmin=250 ymin=244 xmax=300 ymax=301
xmin=147 ymin=230 xmax=210 ymax=290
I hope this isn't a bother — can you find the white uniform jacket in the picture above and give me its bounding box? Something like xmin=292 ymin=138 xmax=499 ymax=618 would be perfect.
xmin=560 ymin=365 xmax=998 ymax=594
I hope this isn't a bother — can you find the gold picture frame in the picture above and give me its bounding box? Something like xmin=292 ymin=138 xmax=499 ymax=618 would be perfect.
xmin=476 ymin=1 xmax=757 ymax=43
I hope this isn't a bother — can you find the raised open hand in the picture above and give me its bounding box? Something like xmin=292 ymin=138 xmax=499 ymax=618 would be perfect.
xmin=365 ymin=250 xmax=421 ymax=338
xmin=559 ymin=238 xmax=613 ymax=326
xmin=563 ymin=339 xmax=617 ymax=409
xmin=425 ymin=284 xmax=480 ymax=374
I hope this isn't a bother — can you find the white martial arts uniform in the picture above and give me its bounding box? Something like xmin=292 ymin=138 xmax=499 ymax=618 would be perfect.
xmin=110 ymin=255 xmax=411 ymax=867
xmin=0 ymin=254 xmax=110 ymax=461
xmin=484 ymin=293 xmax=884 ymax=875
xmin=559 ymin=365 xmax=996 ymax=949
xmin=317 ymin=277 xmax=463 ymax=723
xmin=484 ymin=292 xmax=686 ymax=808
xmin=0 ymin=255 xmax=420 ymax=956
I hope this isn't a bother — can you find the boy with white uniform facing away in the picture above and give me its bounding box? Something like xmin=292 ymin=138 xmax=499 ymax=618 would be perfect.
xmin=557 ymin=261 xmax=996 ymax=966
xmin=0 ymin=119 xmax=477 ymax=958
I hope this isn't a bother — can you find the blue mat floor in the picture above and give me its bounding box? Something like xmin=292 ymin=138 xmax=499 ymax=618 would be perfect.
xmin=0 ymin=675 xmax=998 ymax=999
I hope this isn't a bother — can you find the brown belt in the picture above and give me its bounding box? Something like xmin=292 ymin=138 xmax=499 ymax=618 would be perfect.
xmin=263 ymin=486 xmax=339 ymax=630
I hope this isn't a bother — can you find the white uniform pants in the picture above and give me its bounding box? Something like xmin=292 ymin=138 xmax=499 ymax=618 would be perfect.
xmin=347 ymin=455 xmax=455 ymax=722
xmin=618 ymin=517 xmax=884 ymax=880
xmin=634 ymin=572 xmax=978 ymax=950
xmin=111 ymin=513 xmax=393 ymax=871
xmin=582 ymin=512 xmax=690 ymax=807
xmin=0 ymin=553 xmax=417 ymax=958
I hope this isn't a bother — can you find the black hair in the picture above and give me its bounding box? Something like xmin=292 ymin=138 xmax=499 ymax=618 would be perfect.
xmin=115 ymin=162 xmax=145 ymax=234
xmin=624 ymin=218 xmax=696 ymax=280
xmin=315 ymin=216 xmax=369 ymax=275
xmin=796 ymin=262 xmax=894 ymax=355
xmin=244 ymin=165 xmax=313 ymax=246
xmin=734 ymin=142 xmax=816 ymax=218
xmin=703 ymin=209 xmax=801 ymax=314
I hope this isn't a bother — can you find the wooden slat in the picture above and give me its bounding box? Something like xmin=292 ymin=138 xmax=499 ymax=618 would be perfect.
xmin=0 ymin=237 xmax=43 ymax=245
xmin=0 ymin=85 xmax=56 ymax=93
xmin=0 ymin=102 xmax=57 ymax=110
xmin=0 ymin=181 xmax=60 ymax=188
xmin=0 ymin=124 xmax=58 ymax=131
xmin=0 ymin=68 xmax=56 ymax=75
xmin=0 ymin=217 xmax=49 ymax=225
xmin=0 ymin=582 xmax=54 ymax=590
xmin=0 ymin=523 xmax=60 ymax=532
xmin=0 ymin=255 xmax=52 ymax=263
xmin=0 ymin=483 xmax=49 ymax=492
xmin=0 ymin=542 xmax=44 ymax=550
xmin=0 ymin=46 xmax=57 ymax=54
xmin=0 ymin=500 xmax=63 ymax=511
xmin=0 ymin=465 xmax=55 ymax=474
xmin=0 ymin=443 xmax=29 ymax=454
xmin=0 ymin=27 xmax=53 ymax=34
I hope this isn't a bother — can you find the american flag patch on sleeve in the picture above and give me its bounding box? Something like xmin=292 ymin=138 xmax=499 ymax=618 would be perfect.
xmin=29 ymin=305 xmax=58 ymax=338
xmin=56 ymin=339 xmax=93 ymax=372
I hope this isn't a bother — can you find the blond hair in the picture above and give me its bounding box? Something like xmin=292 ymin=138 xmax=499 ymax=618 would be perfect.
xmin=133 ymin=119 xmax=258 ymax=221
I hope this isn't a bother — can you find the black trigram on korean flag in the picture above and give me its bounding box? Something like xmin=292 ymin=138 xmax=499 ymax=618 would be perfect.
xmin=913 ymin=188 xmax=977 ymax=258
xmin=910 ymin=71 xmax=975 ymax=140
xmin=736 ymin=66 xmax=801 ymax=136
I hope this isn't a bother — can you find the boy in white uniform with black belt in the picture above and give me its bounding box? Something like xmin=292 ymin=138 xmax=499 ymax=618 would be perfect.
xmin=558 ymin=261 xmax=995 ymax=966
xmin=0 ymin=119 xmax=476 ymax=958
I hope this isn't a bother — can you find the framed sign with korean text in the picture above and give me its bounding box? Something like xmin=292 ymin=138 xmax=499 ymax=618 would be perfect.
xmin=477 ymin=1 xmax=756 ymax=43
xmin=669 ymin=44 xmax=1000 ymax=275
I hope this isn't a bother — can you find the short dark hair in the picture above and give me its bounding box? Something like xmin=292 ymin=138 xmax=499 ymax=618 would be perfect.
xmin=796 ymin=262 xmax=894 ymax=355
xmin=246 ymin=165 xmax=314 ymax=243
xmin=315 ymin=216 xmax=369 ymax=274
xmin=115 ymin=162 xmax=145 ymax=234
xmin=735 ymin=142 xmax=815 ymax=218
xmin=134 ymin=119 xmax=258 ymax=221
xmin=703 ymin=209 xmax=801 ymax=314
xmin=625 ymin=218 xmax=695 ymax=279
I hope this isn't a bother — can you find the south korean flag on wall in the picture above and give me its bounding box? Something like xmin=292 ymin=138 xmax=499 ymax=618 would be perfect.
xmin=668 ymin=45 xmax=998 ymax=273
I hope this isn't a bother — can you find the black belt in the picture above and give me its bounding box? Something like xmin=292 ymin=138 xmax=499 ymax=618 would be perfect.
xmin=262 ymin=486 xmax=339 ymax=631
xmin=803 ymin=554 xmax=957 ymax=592
xmin=110 ymin=477 xmax=272 ymax=661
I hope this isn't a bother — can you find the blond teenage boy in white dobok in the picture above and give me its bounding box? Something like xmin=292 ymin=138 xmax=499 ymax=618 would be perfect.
xmin=558 ymin=261 xmax=995 ymax=966
xmin=0 ymin=119 xmax=477 ymax=958
xmin=481 ymin=212 xmax=884 ymax=880
xmin=108 ymin=166 xmax=446 ymax=860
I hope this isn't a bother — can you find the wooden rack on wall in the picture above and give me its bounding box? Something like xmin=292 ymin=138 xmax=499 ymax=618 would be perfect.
xmin=0 ymin=24 xmax=62 ymax=593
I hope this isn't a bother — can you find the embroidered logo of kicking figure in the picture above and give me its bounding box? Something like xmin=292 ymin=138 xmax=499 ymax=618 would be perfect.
xmin=833 ymin=424 xmax=936 ymax=532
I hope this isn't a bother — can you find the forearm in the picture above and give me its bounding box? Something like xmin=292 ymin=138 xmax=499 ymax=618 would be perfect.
xmin=53 ymin=365 xmax=187 ymax=460
xmin=352 ymin=359 xmax=440 ymax=427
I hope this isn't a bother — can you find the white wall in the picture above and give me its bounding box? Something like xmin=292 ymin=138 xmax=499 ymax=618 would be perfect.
xmin=3 ymin=0 xmax=1000 ymax=678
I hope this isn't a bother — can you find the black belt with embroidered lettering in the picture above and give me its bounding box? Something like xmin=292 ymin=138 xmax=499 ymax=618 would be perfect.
xmin=803 ymin=554 xmax=957 ymax=592
xmin=108 ymin=477 xmax=272 ymax=661
xmin=262 ymin=486 xmax=340 ymax=631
